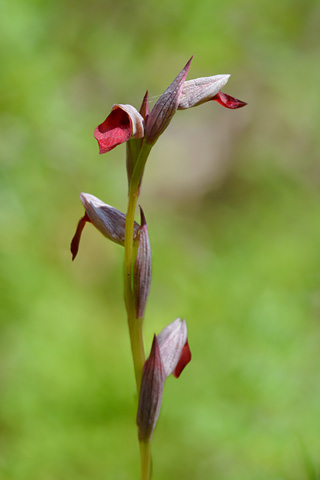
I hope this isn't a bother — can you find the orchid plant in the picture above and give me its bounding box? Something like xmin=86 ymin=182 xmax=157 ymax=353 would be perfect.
xmin=71 ymin=56 xmax=246 ymax=480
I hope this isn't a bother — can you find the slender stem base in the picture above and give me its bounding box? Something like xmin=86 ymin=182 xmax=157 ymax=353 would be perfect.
xmin=139 ymin=441 xmax=151 ymax=480
xmin=123 ymin=142 xmax=153 ymax=480
xmin=128 ymin=316 xmax=145 ymax=392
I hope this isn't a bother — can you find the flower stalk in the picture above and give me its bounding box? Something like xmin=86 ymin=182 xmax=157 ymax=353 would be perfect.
xmin=124 ymin=142 xmax=152 ymax=390
xmin=71 ymin=57 xmax=246 ymax=480
xmin=140 ymin=441 xmax=151 ymax=480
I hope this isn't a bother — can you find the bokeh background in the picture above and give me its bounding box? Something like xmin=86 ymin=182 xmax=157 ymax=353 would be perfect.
xmin=1 ymin=0 xmax=320 ymax=478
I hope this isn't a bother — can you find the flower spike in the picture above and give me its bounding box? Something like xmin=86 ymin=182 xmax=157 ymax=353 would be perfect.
xmin=70 ymin=57 xmax=248 ymax=479
xmin=94 ymin=104 xmax=144 ymax=154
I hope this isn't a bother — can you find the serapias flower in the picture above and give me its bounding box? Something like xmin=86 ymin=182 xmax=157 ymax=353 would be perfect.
xmin=144 ymin=61 xmax=246 ymax=143
xmin=178 ymin=75 xmax=247 ymax=110
xmin=71 ymin=192 xmax=140 ymax=260
xmin=94 ymin=104 xmax=144 ymax=154
xmin=94 ymin=58 xmax=246 ymax=155
xmin=137 ymin=318 xmax=191 ymax=442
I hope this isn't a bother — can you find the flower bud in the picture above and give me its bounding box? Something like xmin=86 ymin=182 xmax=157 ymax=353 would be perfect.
xmin=137 ymin=336 xmax=166 ymax=442
xmin=133 ymin=207 xmax=152 ymax=319
xmin=70 ymin=193 xmax=139 ymax=260
xmin=144 ymin=57 xmax=192 ymax=144
xmin=136 ymin=318 xmax=191 ymax=442
xmin=94 ymin=104 xmax=144 ymax=154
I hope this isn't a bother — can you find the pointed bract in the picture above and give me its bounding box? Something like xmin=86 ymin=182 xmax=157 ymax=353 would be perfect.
xmin=94 ymin=104 xmax=144 ymax=154
xmin=139 ymin=90 xmax=149 ymax=121
xmin=144 ymin=57 xmax=192 ymax=144
xmin=178 ymin=74 xmax=230 ymax=109
xmin=133 ymin=207 xmax=152 ymax=318
xmin=137 ymin=336 xmax=166 ymax=442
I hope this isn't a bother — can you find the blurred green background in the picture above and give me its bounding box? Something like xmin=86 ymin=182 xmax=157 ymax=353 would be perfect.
xmin=1 ymin=0 xmax=320 ymax=478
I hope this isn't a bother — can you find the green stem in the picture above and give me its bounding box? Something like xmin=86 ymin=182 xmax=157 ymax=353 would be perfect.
xmin=139 ymin=441 xmax=151 ymax=480
xmin=124 ymin=141 xmax=153 ymax=480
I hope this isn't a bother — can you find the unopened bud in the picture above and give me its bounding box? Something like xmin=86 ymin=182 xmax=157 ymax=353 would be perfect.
xmin=137 ymin=336 xmax=166 ymax=442
xmin=136 ymin=318 xmax=191 ymax=442
xmin=133 ymin=207 xmax=152 ymax=318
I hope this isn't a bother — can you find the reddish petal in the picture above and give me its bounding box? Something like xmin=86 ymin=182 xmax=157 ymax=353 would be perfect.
xmin=70 ymin=213 xmax=91 ymax=261
xmin=173 ymin=341 xmax=192 ymax=378
xmin=212 ymin=91 xmax=247 ymax=109
xmin=94 ymin=108 xmax=132 ymax=154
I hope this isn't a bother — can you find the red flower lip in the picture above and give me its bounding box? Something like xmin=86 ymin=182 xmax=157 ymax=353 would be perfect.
xmin=178 ymin=74 xmax=230 ymax=109
xmin=94 ymin=104 xmax=144 ymax=154
xmin=212 ymin=91 xmax=247 ymax=109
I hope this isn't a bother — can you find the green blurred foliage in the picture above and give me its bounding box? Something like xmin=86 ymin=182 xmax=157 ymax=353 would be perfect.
xmin=1 ymin=0 xmax=320 ymax=478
